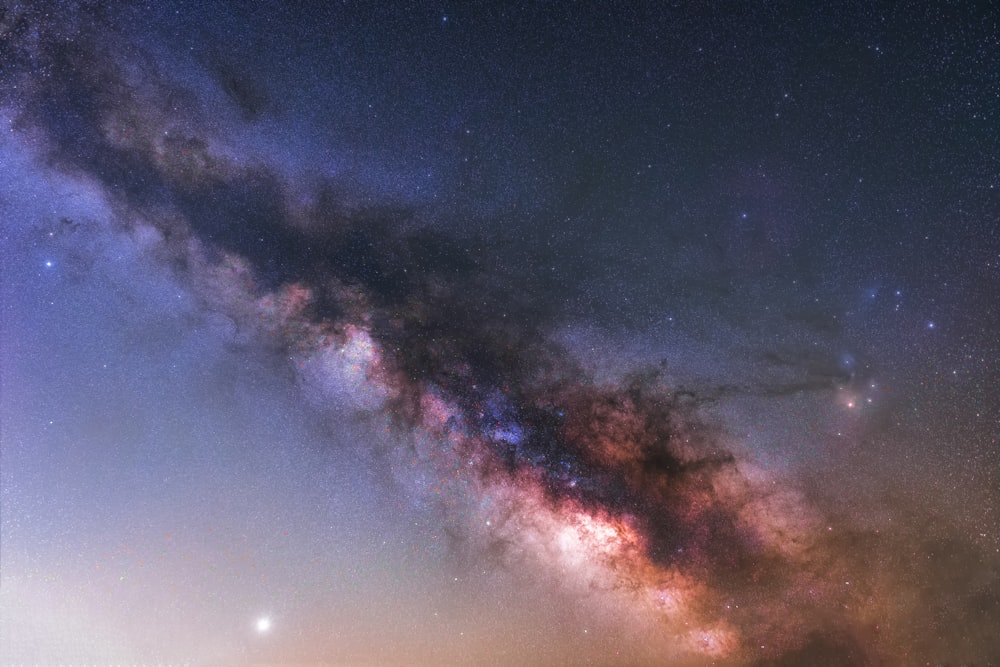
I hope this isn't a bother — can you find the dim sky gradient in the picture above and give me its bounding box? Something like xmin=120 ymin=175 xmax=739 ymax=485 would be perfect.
xmin=1 ymin=2 xmax=998 ymax=665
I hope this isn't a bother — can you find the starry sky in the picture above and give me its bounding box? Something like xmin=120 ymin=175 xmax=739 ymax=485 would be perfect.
xmin=1 ymin=2 xmax=998 ymax=665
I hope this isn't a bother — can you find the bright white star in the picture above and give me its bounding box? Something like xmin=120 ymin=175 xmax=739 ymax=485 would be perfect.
xmin=256 ymin=616 xmax=272 ymax=633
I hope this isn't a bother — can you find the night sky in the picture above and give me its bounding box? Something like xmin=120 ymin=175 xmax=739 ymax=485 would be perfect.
xmin=1 ymin=2 xmax=998 ymax=665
